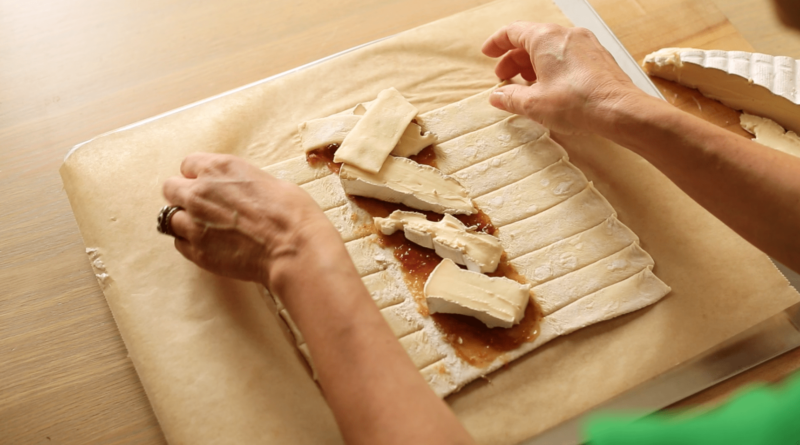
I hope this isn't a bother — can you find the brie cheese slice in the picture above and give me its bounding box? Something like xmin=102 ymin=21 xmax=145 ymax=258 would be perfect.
xmin=740 ymin=113 xmax=800 ymax=158
xmin=374 ymin=211 xmax=503 ymax=273
xmin=339 ymin=156 xmax=477 ymax=215
xmin=424 ymin=259 xmax=531 ymax=329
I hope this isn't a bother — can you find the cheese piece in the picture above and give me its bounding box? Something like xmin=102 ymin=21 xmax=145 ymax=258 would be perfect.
xmin=498 ymin=184 xmax=616 ymax=259
xmin=334 ymin=88 xmax=418 ymax=173
xmin=416 ymin=83 xmax=512 ymax=144
xmin=299 ymin=114 xmax=361 ymax=153
xmin=262 ymin=155 xmax=332 ymax=185
xmin=475 ymin=158 xmax=588 ymax=227
xmin=424 ymin=259 xmax=532 ymax=329
xmin=643 ymin=48 xmax=800 ymax=134
xmin=434 ymin=115 xmax=549 ymax=174
xmin=392 ymin=123 xmax=437 ymax=157
xmin=740 ymin=113 xmax=800 ymax=158
xmin=454 ymin=135 xmax=568 ymax=197
xmin=339 ymin=156 xmax=477 ymax=215
xmin=533 ymin=243 xmax=654 ymax=315
xmin=511 ymin=216 xmax=639 ymax=286
xmin=374 ymin=211 xmax=503 ymax=273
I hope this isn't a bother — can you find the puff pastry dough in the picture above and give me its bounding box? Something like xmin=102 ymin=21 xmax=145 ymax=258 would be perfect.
xmin=263 ymin=85 xmax=670 ymax=397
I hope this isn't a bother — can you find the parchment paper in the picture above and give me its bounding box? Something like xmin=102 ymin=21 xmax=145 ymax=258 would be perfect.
xmin=60 ymin=0 xmax=800 ymax=443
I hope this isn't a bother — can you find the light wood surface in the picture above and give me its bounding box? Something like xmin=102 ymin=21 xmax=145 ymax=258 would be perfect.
xmin=1 ymin=0 xmax=798 ymax=443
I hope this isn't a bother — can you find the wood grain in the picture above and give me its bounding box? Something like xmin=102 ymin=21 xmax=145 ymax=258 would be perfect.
xmin=1 ymin=0 xmax=798 ymax=443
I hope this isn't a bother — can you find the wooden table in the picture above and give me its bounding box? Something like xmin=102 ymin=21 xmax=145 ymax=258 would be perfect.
xmin=1 ymin=0 xmax=798 ymax=442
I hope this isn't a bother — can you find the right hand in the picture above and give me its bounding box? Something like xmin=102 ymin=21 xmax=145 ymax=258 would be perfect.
xmin=482 ymin=22 xmax=648 ymax=135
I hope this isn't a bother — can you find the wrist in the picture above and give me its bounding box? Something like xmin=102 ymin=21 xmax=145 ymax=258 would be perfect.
xmin=590 ymin=91 xmax=671 ymax=144
xmin=262 ymin=217 xmax=353 ymax=298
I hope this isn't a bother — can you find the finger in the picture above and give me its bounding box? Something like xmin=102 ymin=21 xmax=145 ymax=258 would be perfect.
xmin=174 ymin=237 xmax=199 ymax=264
xmin=163 ymin=176 xmax=196 ymax=207
xmin=180 ymin=152 xmax=231 ymax=179
xmin=482 ymin=22 xmax=528 ymax=57
xmin=489 ymin=84 xmax=541 ymax=118
xmin=495 ymin=48 xmax=537 ymax=81
xmin=169 ymin=208 xmax=199 ymax=240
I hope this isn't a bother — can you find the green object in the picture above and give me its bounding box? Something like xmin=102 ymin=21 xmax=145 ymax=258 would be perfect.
xmin=584 ymin=371 xmax=800 ymax=445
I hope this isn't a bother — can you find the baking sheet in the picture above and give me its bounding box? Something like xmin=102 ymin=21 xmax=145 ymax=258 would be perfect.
xmin=60 ymin=0 xmax=800 ymax=443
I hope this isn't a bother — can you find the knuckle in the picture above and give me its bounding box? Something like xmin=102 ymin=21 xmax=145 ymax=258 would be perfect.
xmin=571 ymin=27 xmax=593 ymax=39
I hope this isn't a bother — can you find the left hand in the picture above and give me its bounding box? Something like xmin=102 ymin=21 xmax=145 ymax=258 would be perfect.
xmin=162 ymin=153 xmax=337 ymax=285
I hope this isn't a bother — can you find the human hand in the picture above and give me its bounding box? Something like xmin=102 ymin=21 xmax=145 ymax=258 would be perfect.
xmin=482 ymin=22 xmax=647 ymax=135
xmin=162 ymin=153 xmax=338 ymax=285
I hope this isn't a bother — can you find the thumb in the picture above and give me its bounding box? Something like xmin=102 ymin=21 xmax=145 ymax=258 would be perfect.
xmin=489 ymin=84 xmax=540 ymax=118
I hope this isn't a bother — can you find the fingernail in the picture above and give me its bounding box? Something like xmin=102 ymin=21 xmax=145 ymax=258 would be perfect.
xmin=491 ymin=90 xmax=507 ymax=110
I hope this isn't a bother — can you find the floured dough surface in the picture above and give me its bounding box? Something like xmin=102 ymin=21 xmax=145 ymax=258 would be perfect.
xmin=262 ymin=86 xmax=670 ymax=397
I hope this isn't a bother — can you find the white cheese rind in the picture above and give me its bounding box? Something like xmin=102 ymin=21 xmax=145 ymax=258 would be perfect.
xmin=374 ymin=211 xmax=503 ymax=273
xmin=740 ymin=113 xmax=800 ymax=158
xmin=643 ymin=48 xmax=800 ymax=133
xmin=424 ymin=259 xmax=531 ymax=329
xmin=334 ymin=88 xmax=419 ymax=173
xmin=339 ymin=156 xmax=477 ymax=215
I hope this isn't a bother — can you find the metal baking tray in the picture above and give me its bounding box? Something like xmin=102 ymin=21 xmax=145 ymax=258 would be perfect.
xmin=66 ymin=1 xmax=800 ymax=443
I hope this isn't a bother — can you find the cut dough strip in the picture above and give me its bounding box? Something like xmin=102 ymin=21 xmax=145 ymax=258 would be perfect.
xmin=533 ymin=243 xmax=654 ymax=315
xmin=263 ymin=155 xmax=332 ymax=185
xmin=497 ymin=184 xmax=616 ymax=259
xmin=301 ymin=174 xmax=347 ymax=211
xmin=399 ymin=329 xmax=446 ymax=369
xmin=324 ymin=202 xmax=373 ymax=243
xmin=454 ymin=135 xmax=567 ymax=197
xmin=531 ymin=268 xmax=671 ymax=346
xmin=510 ymin=216 xmax=639 ymax=287
xmin=363 ymin=269 xmax=407 ymax=310
xmin=436 ymin=267 xmax=671 ymax=397
xmin=475 ymin=158 xmax=588 ymax=227
xmin=416 ymin=85 xmax=512 ymax=144
xmin=334 ymin=88 xmax=419 ymax=173
xmin=345 ymin=235 xmax=391 ymax=277
xmin=434 ymin=116 xmax=548 ymax=175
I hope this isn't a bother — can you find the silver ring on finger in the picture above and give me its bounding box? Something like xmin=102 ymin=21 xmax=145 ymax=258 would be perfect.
xmin=157 ymin=205 xmax=184 ymax=237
